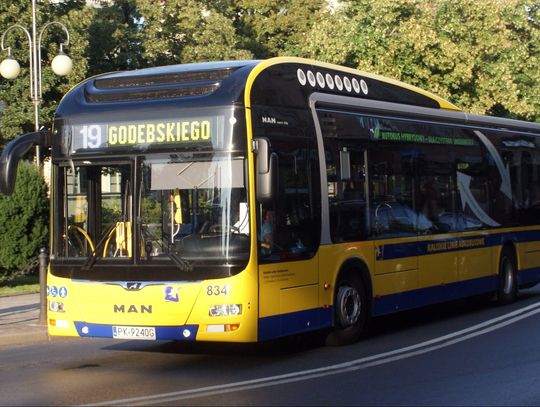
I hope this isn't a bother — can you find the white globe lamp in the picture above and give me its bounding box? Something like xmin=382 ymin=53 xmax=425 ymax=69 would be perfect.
xmin=0 ymin=56 xmax=21 ymax=80
xmin=51 ymin=51 xmax=72 ymax=77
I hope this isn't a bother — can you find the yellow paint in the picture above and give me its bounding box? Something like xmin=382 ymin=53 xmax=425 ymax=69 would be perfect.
xmin=418 ymin=234 xmax=458 ymax=287
xmin=373 ymin=269 xmax=419 ymax=297
xmin=280 ymin=285 xmax=319 ymax=315
xmin=258 ymin=257 xmax=319 ymax=319
xmin=48 ymin=268 xmax=259 ymax=343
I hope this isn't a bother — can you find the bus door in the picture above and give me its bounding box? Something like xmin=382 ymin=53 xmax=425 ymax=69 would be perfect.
xmin=256 ymin=134 xmax=322 ymax=339
xmin=367 ymin=144 xmax=419 ymax=294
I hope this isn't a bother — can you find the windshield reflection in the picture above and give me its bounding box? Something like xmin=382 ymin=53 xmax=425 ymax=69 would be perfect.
xmin=139 ymin=154 xmax=250 ymax=264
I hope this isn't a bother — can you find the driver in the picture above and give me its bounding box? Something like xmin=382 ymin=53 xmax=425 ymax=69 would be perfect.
xmin=260 ymin=211 xmax=273 ymax=256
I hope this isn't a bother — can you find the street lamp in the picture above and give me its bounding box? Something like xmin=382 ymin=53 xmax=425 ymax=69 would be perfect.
xmin=0 ymin=1 xmax=72 ymax=326
xmin=0 ymin=0 xmax=72 ymax=169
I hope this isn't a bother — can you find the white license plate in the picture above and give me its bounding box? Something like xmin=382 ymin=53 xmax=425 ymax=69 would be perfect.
xmin=112 ymin=325 xmax=156 ymax=340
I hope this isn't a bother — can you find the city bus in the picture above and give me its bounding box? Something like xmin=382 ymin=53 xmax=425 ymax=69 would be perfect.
xmin=1 ymin=57 xmax=540 ymax=345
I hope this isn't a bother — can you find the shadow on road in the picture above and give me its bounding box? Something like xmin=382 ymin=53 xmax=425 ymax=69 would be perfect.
xmin=101 ymin=289 xmax=540 ymax=357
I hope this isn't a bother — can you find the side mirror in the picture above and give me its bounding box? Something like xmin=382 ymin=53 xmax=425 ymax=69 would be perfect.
xmin=0 ymin=131 xmax=50 ymax=195
xmin=253 ymin=138 xmax=277 ymax=203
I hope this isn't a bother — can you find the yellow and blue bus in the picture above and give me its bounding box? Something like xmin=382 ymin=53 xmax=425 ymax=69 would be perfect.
xmin=2 ymin=57 xmax=540 ymax=345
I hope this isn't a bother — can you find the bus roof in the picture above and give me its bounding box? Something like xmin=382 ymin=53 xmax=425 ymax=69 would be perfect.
xmin=55 ymin=57 xmax=461 ymax=119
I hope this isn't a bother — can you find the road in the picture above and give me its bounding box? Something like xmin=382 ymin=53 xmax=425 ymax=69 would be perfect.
xmin=2 ymin=288 xmax=540 ymax=406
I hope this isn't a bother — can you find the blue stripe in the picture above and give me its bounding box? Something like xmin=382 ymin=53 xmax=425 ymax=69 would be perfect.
xmin=519 ymin=266 xmax=540 ymax=286
xmin=373 ymin=275 xmax=498 ymax=316
xmin=258 ymin=307 xmax=333 ymax=341
xmin=378 ymin=229 xmax=540 ymax=261
xmin=73 ymin=322 xmax=199 ymax=341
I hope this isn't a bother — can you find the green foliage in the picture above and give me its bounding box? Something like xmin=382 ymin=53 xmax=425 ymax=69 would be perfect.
xmin=0 ymin=162 xmax=48 ymax=274
xmin=0 ymin=0 xmax=537 ymax=281
xmin=136 ymin=0 xmax=252 ymax=65
xmin=87 ymin=0 xmax=144 ymax=74
xmin=0 ymin=275 xmax=39 ymax=296
xmin=300 ymin=0 xmax=540 ymax=121
xmin=0 ymin=1 xmax=89 ymax=146
xmin=217 ymin=0 xmax=325 ymax=58
xmin=0 ymin=0 xmax=538 ymax=149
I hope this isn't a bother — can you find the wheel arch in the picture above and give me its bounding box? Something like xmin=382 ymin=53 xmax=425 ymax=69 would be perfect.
xmin=497 ymin=239 xmax=519 ymax=272
xmin=334 ymin=256 xmax=373 ymax=318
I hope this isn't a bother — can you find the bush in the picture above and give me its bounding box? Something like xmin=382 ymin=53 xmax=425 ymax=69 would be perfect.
xmin=0 ymin=161 xmax=49 ymax=276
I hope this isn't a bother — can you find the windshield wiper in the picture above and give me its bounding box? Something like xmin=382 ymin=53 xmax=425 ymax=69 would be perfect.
xmin=83 ymin=180 xmax=131 ymax=271
xmin=169 ymin=250 xmax=193 ymax=272
xmin=82 ymin=215 xmax=125 ymax=271
xmin=138 ymin=220 xmax=192 ymax=272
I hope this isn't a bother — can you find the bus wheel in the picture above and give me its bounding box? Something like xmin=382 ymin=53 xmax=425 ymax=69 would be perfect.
xmin=326 ymin=270 xmax=368 ymax=346
xmin=497 ymin=247 xmax=518 ymax=304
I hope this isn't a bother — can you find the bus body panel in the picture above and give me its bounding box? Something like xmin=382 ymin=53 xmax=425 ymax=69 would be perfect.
xmin=48 ymin=267 xmax=259 ymax=342
xmin=257 ymin=256 xmax=321 ymax=340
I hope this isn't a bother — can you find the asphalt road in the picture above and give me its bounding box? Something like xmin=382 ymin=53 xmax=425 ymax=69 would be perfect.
xmin=2 ymin=288 xmax=540 ymax=406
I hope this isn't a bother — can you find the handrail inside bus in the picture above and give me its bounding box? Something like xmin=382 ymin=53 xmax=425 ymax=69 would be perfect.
xmin=67 ymin=225 xmax=95 ymax=253
xmin=0 ymin=130 xmax=50 ymax=195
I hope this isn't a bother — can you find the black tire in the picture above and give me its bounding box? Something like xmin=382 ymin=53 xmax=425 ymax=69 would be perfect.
xmin=496 ymin=246 xmax=518 ymax=304
xmin=326 ymin=270 xmax=368 ymax=346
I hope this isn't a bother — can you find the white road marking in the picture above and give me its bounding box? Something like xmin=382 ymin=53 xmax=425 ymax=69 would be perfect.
xmin=87 ymin=301 xmax=540 ymax=406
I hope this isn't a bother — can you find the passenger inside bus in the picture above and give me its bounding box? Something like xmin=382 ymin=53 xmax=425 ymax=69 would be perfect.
xmin=260 ymin=211 xmax=273 ymax=256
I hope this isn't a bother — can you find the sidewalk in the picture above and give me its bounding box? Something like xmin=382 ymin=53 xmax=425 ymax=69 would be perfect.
xmin=0 ymin=293 xmax=48 ymax=347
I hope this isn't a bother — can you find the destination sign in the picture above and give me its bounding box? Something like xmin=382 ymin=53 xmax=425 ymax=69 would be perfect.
xmin=71 ymin=116 xmax=220 ymax=153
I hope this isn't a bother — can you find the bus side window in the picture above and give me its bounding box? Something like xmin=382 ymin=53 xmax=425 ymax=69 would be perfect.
xmin=326 ymin=144 xmax=367 ymax=242
xmin=368 ymin=147 xmax=415 ymax=238
xmin=258 ymin=135 xmax=321 ymax=261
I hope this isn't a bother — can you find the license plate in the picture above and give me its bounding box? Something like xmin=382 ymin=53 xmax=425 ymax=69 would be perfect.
xmin=112 ymin=325 xmax=156 ymax=340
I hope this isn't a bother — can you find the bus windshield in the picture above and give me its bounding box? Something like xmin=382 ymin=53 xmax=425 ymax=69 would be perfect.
xmin=55 ymin=153 xmax=250 ymax=274
xmin=138 ymin=154 xmax=250 ymax=265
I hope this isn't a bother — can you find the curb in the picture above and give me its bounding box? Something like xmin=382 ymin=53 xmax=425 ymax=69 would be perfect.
xmin=0 ymin=293 xmax=47 ymax=348
xmin=0 ymin=324 xmax=49 ymax=348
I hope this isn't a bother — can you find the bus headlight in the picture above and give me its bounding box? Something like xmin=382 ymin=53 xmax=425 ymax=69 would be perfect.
xmin=209 ymin=304 xmax=242 ymax=317
xmin=48 ymin=301 xmax=65 ymax=313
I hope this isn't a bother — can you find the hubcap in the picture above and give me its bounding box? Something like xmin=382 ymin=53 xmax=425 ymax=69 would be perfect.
xmin=503 ymin=258 xmax=515 ymax=295
xmin=337 ymin=285 xmax=361 ymax=326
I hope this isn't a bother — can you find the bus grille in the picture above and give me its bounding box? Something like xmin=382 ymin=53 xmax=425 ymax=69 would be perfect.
xmin=86 ymin=68 xmax=234 ymax=103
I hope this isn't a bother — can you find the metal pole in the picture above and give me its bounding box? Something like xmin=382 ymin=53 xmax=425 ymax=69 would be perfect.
xmin=1 ymin=5 xmax=71 ymax=326
xmin=32 ymin=0 xmax=41 ymax=169
xmin=38 ymin=247 xmax=49 ymax=325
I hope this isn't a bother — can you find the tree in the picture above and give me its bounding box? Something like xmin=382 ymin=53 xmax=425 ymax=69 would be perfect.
xmin=0 ymin=1 xmax=90 ymax=146
xmin=86 ymin=0 xmax=143 ymax=75
xmin=217 ymin=0 xmax=325 ymax=58
xmin=300 ymin=0 xmax=540 ymax=122
xmin=135 ymin=0 xmax=252 ymax=66
xmin=0 ymin=161 xmax=48 ymax=274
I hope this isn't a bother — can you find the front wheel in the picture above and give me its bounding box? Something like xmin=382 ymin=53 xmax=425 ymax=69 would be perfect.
xmin=496 ymin=247 xmax=518 ymax=304
xmin=326 ymin=270 xmax=368 ymax=346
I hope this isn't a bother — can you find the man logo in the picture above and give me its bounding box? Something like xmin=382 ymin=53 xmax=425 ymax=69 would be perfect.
xmin=114 ymin=304 xmax=153 ymax=314
xmin=125 ymin=282 xmax=142 ymax=291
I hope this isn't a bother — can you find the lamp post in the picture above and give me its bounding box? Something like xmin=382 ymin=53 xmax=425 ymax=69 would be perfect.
xmin=0 ymin=1 xmax=73 ymax=325
xmin=0 ymin=0 xmax=73 ymax=168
